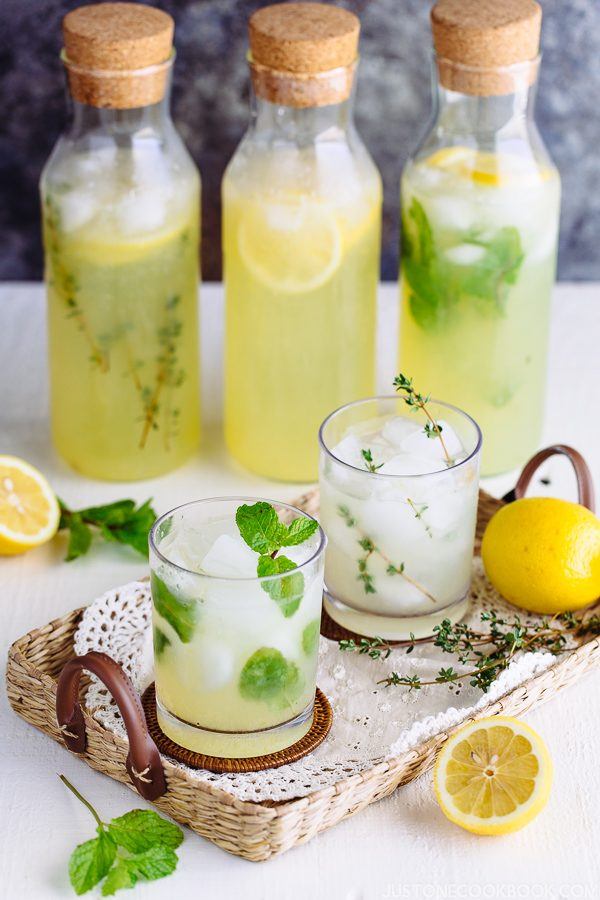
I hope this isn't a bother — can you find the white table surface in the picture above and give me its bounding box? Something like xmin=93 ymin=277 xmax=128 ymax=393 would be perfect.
xmin=1 ymin=282 xmax=599 ymax=900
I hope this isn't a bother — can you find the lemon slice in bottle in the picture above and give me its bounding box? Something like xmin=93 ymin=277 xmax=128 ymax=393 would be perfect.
xmin=424 ymin=145 xmax=551 ymax=188
xmin=0 ymin=456 xmax=60 ymax=555
xmin=434 ymin=716 xmax=552 ymax=835
xmin=238 ymin=195 xmax=343 ymax=294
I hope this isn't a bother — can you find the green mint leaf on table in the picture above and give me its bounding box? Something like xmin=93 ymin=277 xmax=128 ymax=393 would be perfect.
xmin=107 ymin=810 xmax=183 ymax=854
xmin=153 ymin=626 xmax=171 ymax=658
xmin=235 ymin=502 xmax=285 ymax=555
xmin=257 ymin=554 xmax=304 ymax=618
xmin=151 ymin=573 xmax=197 ymax=643
xmin=302 ymin=619 xmax=320 ymax=656
xmin=402 ymin=198 xmax=523 ymax=331
xmin=65 ymin=512 xmax=93 ymax=562
xmin=100 ymin=862 xmax=137 ymax=896
xmin=239 ymin=648 xmax=303 ymax=705
xmin=69 ymin=831 xmax=117 ymax=896
xmin=59 ymin=498 xmax=157 ymax=562
xmin=61 ymin=776 xmax=183 ymax=896
xmin=121 ymin=845 xmax=178 ymax=881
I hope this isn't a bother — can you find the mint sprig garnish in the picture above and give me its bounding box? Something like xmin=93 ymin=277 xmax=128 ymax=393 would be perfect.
xmin=235 ymin=502 xmax=319 ymax=618
xmin=60 ymin=776 xmax=183 ymax=896
xmin=58 ymin=498 xmax=157 ymax=562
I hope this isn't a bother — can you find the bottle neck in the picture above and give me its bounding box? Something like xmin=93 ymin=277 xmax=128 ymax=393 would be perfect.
xmin=250 ymin=90 xmax=354 ymax=145
xmin=68 ymin=94 xmax=171 ymax=140
xmin=431 ymin=57 xmax=539 ymax=145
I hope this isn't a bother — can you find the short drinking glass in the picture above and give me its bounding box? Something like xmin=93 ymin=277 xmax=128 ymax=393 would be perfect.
xmin=319 ymin=397 xmax=481 ymax=640
xmin=149 ymin=498 xmax=326 ymax=758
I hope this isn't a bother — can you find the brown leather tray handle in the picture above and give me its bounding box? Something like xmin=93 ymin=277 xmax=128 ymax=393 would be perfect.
xmin=56 ymin=650 xmax=167 ymax=801
xmin=502 ymin=444 xmax=595 ymax=512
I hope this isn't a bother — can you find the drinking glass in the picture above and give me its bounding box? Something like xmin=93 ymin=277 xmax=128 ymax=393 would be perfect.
xmin=319 ymin=397 xmax=482 ymax=640
xmin=149 ymin=498 xmax=326 ymax=757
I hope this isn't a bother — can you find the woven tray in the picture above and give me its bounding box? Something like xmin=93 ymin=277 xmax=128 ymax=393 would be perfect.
xmin=6 ymin=448 xmax=600 ymax=861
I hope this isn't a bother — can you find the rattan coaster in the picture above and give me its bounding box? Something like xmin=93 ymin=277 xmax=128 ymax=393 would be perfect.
xmin=320 ymin=603 xmax=432 ymax=647
xmin=142 ymin=684 xmax=333 ymax=773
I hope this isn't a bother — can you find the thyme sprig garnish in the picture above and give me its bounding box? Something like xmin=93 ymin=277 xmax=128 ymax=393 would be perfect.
xmin=393 ymin=372 xmax=452 ymax=465
xmin=338 ymin=505 xmax=437 ymax=604
xmin=361 ymin=448 xmax=384 ymax=473
xmin=339 ymin=610 xmax=600 ymax=693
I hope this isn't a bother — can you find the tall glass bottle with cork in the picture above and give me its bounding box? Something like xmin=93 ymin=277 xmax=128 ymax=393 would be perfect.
xmin=41 ymin=3 xmax=200 ymax=480
xmin=399 ymin=0 xmax=560 ymax=475
xmin=223 ymin=3 xmax=382 ymax=482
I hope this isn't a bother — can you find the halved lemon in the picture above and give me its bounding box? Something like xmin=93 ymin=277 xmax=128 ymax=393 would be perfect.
xmin=434 ymin=716 xmax=552 ymax=835
xmin=238 ymin=195 xmax=342 ymax=294
xmin=0 ymin=456 xmax=60 ymax=555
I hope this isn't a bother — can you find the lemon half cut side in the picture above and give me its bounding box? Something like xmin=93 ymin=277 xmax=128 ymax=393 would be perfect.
xmin=0 ymin=456 xmax=60 ymax=555
xmin=434 ymin=716 xmax=552 ymax=835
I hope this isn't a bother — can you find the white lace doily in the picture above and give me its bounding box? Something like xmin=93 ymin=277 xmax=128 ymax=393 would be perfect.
xmin=73 ymin=565 xmax=558 ymax=803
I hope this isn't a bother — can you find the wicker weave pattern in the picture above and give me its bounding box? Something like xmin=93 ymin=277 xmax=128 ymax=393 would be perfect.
xmin=6 ymin=489 xmax=600 ymax=861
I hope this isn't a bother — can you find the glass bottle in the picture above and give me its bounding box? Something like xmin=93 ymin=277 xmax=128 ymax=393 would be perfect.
xmin=223 ymin=3 xmax=382 ymax=482
xmin=41 ymin=4 xmax=200 ymax=481
xmin=399 ymin=0 xmax=560 ymax=476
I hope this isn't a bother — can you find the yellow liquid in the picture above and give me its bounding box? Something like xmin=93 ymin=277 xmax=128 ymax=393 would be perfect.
xmin=44 ymin=199 xmax=200 ymax=480
xmin=399 ymin=149 xmax=560 ymax=475
xmin=224 ymin=185 xmax=381 ymax=482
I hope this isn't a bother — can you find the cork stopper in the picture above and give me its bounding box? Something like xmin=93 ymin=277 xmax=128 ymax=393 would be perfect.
xmin=62 ymin=3 xmax=174 ymax=109
xmin=431 ymin=0 xmax=542 ymax=96
xmin=248 ymin=3 xmax=360 ymax=107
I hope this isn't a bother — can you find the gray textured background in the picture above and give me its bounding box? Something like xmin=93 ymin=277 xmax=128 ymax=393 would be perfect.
xmin=1 ymin=0 xmax=598 ymax=281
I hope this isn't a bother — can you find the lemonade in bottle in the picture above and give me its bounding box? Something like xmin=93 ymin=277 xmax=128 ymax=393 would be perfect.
xmin=223 ymin=3 xmax=381 ymax=482
xmin=399 ymin=0 xmax=560 ymax=475
xmin=41 ymin=4 xmax=200 ymax=480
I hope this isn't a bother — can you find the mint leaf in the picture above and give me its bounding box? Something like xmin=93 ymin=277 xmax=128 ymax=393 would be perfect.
xmin=235 ymin=502 xmax=285 ymax=555
xmin=69 ymin=831 xmax=116 ymax=895
xmin=151 ymin=573 xmax=197 ymax=643
xmin=101 ymin=846 xmax=178 ymax=896
xmin=281 ymin=517 xmax=319 ymax=547
xmin=101 ymin=862 xmax=136 ymax=896
xmin=153 ymin=626 xmax=171 ymax=659
xmin=257 ymin=554 xmax=304 ymax=617
xmin=76 ymin=500 xmax=137 ymax=525
xmin=65 ymin=513 xmax=93 ymax=562
xmin=402 ymin=198 xmax=524 ymax=331
xmin=59 ymin=497 xmax=157 ymax=561
xmin=239 ymin=648 xmax=303 ymax=705
xmin=302 ymin=619 xmax=320 ymax=656
xmin=108 ymin=810 xmax=183 ymax=854
xmin=126 ymin=845 xmax=178 ymax=881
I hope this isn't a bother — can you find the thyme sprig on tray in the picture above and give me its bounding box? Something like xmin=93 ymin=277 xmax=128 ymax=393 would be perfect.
xmin=393 ymin=372 xmax=452 ymax=465
xmin=339 ymin=610 xmax=600 ymax=693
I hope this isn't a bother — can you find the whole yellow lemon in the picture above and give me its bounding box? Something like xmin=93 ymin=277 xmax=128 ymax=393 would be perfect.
xmin=481 ymin=497 xmax=600 ymax=615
